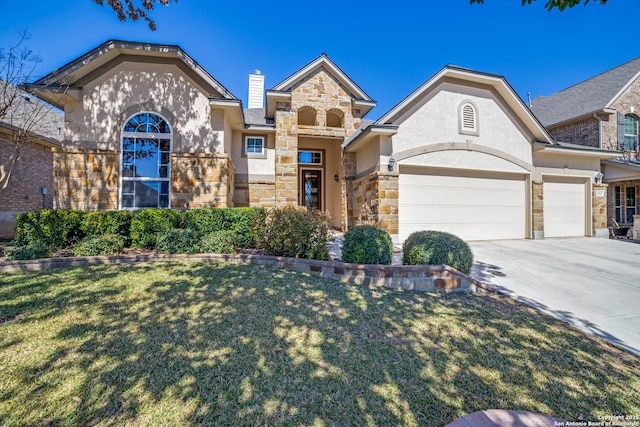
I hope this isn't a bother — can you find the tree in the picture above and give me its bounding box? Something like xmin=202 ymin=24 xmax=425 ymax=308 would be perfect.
xmin=92 ymin=0 xmax=176 ymax=30
xmin=0 ymin=32 xmax=64 ymax=194
xmin=470 ymin=0 xmax=607 ymax=11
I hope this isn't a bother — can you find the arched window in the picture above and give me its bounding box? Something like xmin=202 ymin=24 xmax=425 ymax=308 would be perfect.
xmin=326 ymin=109 xmax=343 ymax=128
xmin=624 ymin=114 xmax=638 ymax=151
xmin=458 ymin=101 xmax=478 ymax=135
xmin=298 ymin=106 xmax=317 ymax=126
xmin=121 ymin=112 xmax=172 ymax=209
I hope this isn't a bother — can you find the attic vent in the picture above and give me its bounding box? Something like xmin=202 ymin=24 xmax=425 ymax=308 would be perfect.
xmin=458 ymin=101 xmax=478 ymax=136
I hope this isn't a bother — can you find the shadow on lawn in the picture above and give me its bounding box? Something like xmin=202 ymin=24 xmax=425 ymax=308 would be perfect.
xmin=1 ymin=262 xmax=639 ymax=426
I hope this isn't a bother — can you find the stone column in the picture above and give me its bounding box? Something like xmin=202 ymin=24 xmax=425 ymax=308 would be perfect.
xmin=633 ymin=215 xmax=640 ymax=240
xmin=532 ymin=180 xmax=544 ymax=239
xmin=376 ymin=172 xmax=399 ymax=243
xmin=592 ymin=183 xmax=608 ymax=238
xmin=274 ymin=110 xmax=298 ymax=207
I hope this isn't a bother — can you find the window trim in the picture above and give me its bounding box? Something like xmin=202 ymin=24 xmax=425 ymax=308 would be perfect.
xmin=623 ymin=114 xmax=638 ymax=151
xmin=615 ymin=185 xmax=637 ymax=224
xmin=243 ymin=135 xmax=267 ymax=158
xmin=119 ymin=111 xmax=173 ymax=210
xmin=458 ymin=100 xmax=479 ymax=136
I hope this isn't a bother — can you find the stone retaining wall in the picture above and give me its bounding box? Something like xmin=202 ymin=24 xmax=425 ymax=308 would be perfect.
xmin=0 ymin=253 xmax=482 ymax=293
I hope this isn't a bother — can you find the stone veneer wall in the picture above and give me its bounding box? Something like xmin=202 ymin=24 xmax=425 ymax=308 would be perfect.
xmin=171 ymin=153 xmax=231 ymax=209
xmin=348 ymin=170 xmax=399 ymax=238
xmin=548 ymin=117 xmax=600 ymax=148
xmin=274 ymin=110 xmax=298 ymax=207
xmin=234 ymin=177 xmax=276 ymax=207
xmin=532 ymin=180 xmax=544 ymax=239
xmin=592 ymin=183 xmax=608 ymax=237
xmin=53 ymin=149 xmax=232 ymax=210
xmin=53 ymin=148 xmax=119 ymax=210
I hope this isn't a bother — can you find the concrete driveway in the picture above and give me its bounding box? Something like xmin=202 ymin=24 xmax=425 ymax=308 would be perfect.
xmin=469 ymin=238 xmax=640 ymax=356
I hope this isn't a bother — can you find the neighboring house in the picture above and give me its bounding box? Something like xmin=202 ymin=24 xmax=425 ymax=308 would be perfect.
xmin=0 ymin=83 xmax=63 ymax=238
xmin=530 ymin=58 xmax=640 ymax=228
xmin=23 ymin=40 xmax=613 ymax=243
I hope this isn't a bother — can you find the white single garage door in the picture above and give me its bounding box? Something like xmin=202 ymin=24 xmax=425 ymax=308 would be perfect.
xmin=399 ymin=168 xmax=527 ymax=242
xmin=543 ymin=177 xmax=587 ymax=238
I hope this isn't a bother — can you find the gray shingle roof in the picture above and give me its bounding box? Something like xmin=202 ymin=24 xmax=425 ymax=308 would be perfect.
xmin=244 ymin=108 xmax=274 ymax=126
xmin=343 ymin=119 xmax=374 ymax=146
xmin=530 ymin=57 xmax=640 ymax=127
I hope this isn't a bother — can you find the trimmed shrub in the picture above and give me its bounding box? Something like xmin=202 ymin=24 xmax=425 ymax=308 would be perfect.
xmin=342 ymin=225 xmax=393 ymax=265
xmin=6 ymin=242 xmax=51 ymax=261
xmin=183 ymin=207 xmax=266 ymax=248
xmin=14 ymin=209 xmax=86 ymax=248
xmin=156 ymin=228 xmax=200 ymax=254
xmin=402 ymin=230 xmax=473 ymax=274
xmin=73 ymin=234 xmax=126 ymax=257
xmin=130 ymin=209 xmax=183 ymax=249
xmin=258 ymin=206 xmax=331 ymax=260
xmin=200 ymin=230 xmax=238 ymax=254
xmin=81 ymin=211 xmax=132 ymax=244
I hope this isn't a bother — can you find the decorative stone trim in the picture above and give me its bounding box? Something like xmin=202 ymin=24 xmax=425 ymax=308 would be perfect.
xmin=0 ymin=253 xmax=483 ymax=293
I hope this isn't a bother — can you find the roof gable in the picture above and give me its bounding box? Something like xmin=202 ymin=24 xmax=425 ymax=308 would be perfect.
xmin=530 ymin=56 xmax=640 ymax=127
xmin=27 ymin=40 xmax=236 ymax=107
xmin=271 ymin=54 xmax=373 ymax=102
xmin=376 ymin=65 xmax=553 ymax=144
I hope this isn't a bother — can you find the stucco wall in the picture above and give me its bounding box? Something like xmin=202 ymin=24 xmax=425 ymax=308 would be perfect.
xmin=65 ymin=62 xmax=225 ymax=154
xmin=391 ymin=81 xmax=534 ymax=170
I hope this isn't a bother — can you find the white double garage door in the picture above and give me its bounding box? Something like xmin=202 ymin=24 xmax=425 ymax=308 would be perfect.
xmin=399 ymin=167 xmax=588 ymax=242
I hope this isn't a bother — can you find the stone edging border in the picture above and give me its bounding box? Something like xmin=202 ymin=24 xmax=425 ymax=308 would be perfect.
xmin=0 ymin=253 xmax=489 ymax=293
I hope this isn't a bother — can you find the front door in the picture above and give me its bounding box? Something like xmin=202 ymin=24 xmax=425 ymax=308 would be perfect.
xmin=300 ymin=169 xmax=322 ymax=210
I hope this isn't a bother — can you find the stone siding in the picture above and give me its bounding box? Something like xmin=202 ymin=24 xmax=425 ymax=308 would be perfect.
xmin=348 ymin=170 xmax=399 ymax=237
xmin=592 ymin=183 xmax=608 ymax=237
xmin=0 ymin=136 xmax=54 ymax=237
xmin=171 ymin=153 xmax=231 ymax=209
xmin=532 ymin=180 xmax=544 ymax=239
xmin=234 ymin=177 xmax=276 ymax=207
xmin=53 ymin=148 xmax=119 ymax=210
xmin=605 ymin=76 xmax=640 ymax=152
xmin=53 ymin=149 xmax=231 ymax=210
xmin=548 ymin=117 xmax=600 ymax=148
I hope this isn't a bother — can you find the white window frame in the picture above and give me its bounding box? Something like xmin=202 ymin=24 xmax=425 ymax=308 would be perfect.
xmin=119 ymin=112 xmax=172 ymax=210
xmin=624 ymin=115 xmax=638 ymax=151
xmin=458 ymin=100 xmax=479 ymax=136
xmin=244 ymin=136 xmax=265 ymax=157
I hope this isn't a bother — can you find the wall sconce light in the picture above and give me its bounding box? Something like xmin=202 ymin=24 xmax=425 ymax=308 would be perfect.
xmin=595 ymin=171 xmax=604 ymax=184
xmin=41 ymin=186 xmax=48 ymax=209
xmin=334 ymin=174 xmax=339 ymax=182
xmin=388 ymin=155 xmax=396 ymax=172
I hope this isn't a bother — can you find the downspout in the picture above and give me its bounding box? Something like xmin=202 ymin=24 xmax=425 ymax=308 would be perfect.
xmin=593 ymin=112 xmax=602 ymax=149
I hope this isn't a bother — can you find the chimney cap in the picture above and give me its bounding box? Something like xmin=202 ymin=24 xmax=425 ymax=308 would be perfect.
xmin=253 ymin=70 xmax=261 ymax=75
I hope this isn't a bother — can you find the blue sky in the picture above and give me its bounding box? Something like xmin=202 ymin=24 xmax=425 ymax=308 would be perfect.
xmin=1 ymin=0 xmax=638 ymax=117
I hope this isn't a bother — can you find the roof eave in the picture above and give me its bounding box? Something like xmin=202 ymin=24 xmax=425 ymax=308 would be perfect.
xmin=342 ymin=124 xmax=398 ymax=152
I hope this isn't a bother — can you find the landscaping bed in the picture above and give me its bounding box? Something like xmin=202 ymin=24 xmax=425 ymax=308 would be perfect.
xmin=1 ymin=261 xmax=638 ymax=426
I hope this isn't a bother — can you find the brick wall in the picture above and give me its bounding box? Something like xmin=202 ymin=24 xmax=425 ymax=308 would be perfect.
xmin=548 ymin=117 xmax=600 ymax=148
xmin=0 ymin=136 xmax=54 ymax=237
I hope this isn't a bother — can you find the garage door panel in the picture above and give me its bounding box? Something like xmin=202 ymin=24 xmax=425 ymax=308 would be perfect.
xmin=544 ymin=179 xmax=586 ymax=238
xmin=399 ymin=171 xmax=527 ymax=242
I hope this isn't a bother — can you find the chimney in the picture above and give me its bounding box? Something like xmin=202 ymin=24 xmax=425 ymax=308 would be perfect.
xmin=248 ymin=70 xmax=265 ymax=109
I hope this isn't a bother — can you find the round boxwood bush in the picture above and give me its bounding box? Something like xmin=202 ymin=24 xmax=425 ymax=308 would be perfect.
xmin=402 ymin=230 xmax=473 ymax=274
xmin=156 ymin=228 xmax=200 ymax=254
xmin=73 ymin=234 xmax=126 ymax=257
xmin=200 ymin=230 xmax=238 ymax=254
xmin=342 ymin=225 xmax=393 ymax=265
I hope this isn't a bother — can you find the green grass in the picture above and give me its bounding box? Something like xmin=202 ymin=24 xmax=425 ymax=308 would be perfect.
xmin=0 ymin=262 xmax=638 ymax=426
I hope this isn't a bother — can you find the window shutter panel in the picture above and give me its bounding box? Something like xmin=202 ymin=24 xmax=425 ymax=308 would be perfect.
xmin=617 ymin=111 xmax=625 ymax=150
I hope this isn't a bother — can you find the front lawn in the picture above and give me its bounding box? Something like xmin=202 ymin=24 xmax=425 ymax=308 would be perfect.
xmin=0 ymin=262 xmax=638 ymax=426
